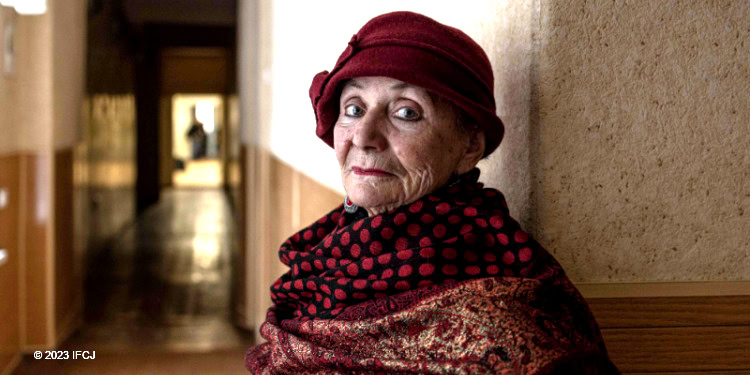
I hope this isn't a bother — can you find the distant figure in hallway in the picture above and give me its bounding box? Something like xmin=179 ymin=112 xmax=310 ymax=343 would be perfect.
xmin=186 ymin=105 xmax=207 ymax=160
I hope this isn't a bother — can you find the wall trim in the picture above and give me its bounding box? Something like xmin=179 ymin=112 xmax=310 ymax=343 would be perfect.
xmin=578 ymin=281 xmax=750 ymax=299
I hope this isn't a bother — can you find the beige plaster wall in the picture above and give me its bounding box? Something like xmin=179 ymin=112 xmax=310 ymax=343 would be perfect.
xmin=51 ymin=0 xmax=86 ymax=150
xmin=529 ymin=1 xmax=749 ymax=282
xmin=0 ymin=0 xmax=85 ymax=154
xmin=474 ymin=1 xmax=538 ymax=229
xmin=0 ymin=8 xmax=19 ymax=155
xmin=0 ymin=9 xmax=53 ymax=154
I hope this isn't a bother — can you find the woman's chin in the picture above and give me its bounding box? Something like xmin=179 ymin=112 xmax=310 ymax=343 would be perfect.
xmin=348 ymin=190 xmax=400 ymax=212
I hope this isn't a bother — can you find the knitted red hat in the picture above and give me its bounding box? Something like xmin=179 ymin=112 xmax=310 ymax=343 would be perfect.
xmin=309 ymin=11 xmax=504 ymax=157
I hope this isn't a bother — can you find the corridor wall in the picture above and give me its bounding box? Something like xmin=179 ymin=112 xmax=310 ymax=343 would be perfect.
xmin=0 ymin=1 xmax=87 ymax=373
xmin=80 ymin=0 xmax=138 ymax=278
xmin=0 ymin=7 xmax=56 ymax=372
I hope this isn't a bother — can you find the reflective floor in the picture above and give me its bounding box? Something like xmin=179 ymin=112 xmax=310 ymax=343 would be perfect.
xmin=173 ymin=159 xmax=223 ymax=188
xmin=14 ymin=188 xmax=252 ymax=374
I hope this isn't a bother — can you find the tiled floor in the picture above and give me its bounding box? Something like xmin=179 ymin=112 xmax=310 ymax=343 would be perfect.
xmin=14 ymin=189 xmax=253 ymax=374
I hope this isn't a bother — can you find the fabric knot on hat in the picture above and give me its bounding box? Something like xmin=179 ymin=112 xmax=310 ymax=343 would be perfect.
xmin=341 ymin=34 xmax=359 ymax=62
xmin=348 ymin=34 xmax=360 ymax=48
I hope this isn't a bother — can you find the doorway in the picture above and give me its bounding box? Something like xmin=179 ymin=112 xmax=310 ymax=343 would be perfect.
xmin=172 ymin=94 xmax=224 ymax=188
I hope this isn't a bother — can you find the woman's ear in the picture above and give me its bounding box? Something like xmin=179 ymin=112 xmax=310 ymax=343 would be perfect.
xmin=456 ymin=128 xmax=485 ymax=175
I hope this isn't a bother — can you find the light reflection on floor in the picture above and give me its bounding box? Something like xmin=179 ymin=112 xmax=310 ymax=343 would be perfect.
xmin=173 ymin=159 xmax=222 ymax=187
xmin=83 ymin=188 xmax=249 ymax=351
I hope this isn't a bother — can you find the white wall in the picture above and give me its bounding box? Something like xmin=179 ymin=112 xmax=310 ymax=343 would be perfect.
xmin=0 ymin=0 xmax=86 ymax=154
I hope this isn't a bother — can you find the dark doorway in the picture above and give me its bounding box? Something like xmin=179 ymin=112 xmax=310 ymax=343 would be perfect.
xmin=135 ymin=24 xmax=236 ymax=212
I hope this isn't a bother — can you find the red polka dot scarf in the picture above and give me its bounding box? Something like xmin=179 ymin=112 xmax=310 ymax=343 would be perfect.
xmin=270 ymin=168 xmax=562 ymax=321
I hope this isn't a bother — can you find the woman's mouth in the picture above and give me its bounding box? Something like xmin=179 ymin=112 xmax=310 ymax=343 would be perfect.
xmin=351 ymin=166 xmax=393 ymax=177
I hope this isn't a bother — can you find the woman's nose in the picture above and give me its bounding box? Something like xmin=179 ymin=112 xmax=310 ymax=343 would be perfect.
xmin=352 ymin=111 xmax=387 ymax=151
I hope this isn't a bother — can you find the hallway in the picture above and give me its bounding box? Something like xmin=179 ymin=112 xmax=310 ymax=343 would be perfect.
xmin=13 ymin=189 xmax=252 ymax=374
xmin=1 ymin=1 xmax=748 ymax=373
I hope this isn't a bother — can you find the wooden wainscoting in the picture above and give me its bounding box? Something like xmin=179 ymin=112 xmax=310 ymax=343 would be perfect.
xmin=584 ymin=283 xmax=750 ymax=374
xmin=21 ymin=153 xmax=52 ymax=349
xmin=0 ymin=154 xmax=21 ymax=375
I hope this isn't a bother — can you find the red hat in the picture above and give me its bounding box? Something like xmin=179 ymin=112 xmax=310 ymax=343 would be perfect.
xmin=309 ymin=11 xmax=504 ymax=157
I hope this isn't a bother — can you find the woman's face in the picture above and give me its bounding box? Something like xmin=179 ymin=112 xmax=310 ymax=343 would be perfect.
xmin=334 ymin=76 xmax=484 ymax=216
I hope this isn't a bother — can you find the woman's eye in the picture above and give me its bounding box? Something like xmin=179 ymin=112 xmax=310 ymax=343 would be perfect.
xmin=394 ymin=107 xmax=420 ymax=121
xmin=344 ymin=104 xmax=364 ymax=117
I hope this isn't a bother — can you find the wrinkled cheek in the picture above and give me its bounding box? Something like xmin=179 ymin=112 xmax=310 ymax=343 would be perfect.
xmin=333 ymin=132 xmax=350 ymax=167
xmin=396 ymin=146 xmax=430 ymax=174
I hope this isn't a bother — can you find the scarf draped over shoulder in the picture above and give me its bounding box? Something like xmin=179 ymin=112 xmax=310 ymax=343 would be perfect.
xmin=246 ymin=169 xmax=619 ymax=374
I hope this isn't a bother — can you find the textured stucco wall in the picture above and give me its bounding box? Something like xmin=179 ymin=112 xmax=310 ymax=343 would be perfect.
xmin=530 ymin=0 xmax=749 ymax=282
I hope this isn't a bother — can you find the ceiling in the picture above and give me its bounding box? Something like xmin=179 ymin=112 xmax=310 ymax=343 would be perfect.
xmin=123 ymin=0 xmax=236 ymax=26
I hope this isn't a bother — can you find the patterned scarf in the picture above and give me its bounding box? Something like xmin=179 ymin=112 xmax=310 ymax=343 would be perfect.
xmin=269 ymin=168 xmax=561 ymax=321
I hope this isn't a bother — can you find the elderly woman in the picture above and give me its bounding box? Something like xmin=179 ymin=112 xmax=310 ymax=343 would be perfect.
xmin=246 ymin=11 xmax=619 ymax=374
